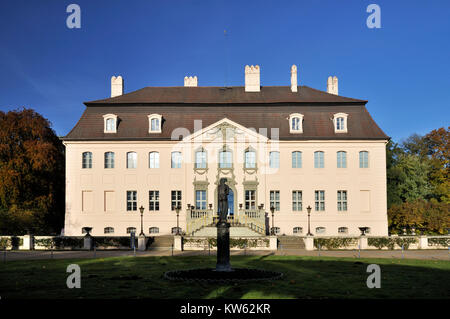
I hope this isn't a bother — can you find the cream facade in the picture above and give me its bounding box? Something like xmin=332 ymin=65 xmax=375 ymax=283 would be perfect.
xmin=62 ymin=65 xmax=389 ymax=237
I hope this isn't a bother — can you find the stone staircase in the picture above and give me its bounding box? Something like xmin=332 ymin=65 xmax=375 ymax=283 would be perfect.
xmin=147 ymin=235 xmax=174 ymax=250
xmin=192 ymin=223 xmax=264 ymax=237
xmin=277 ymin=236 xmax=306 ymax=250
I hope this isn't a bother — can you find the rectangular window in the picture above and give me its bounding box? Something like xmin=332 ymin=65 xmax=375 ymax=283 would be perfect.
xmin=149 ymin=190 xmax=160 ymax=211
xmin=126 ymin=191 xmax=137 ymax=211
xmin=269 ymin=152 xmax=280 ymax=168
xmin=245 ymin=190 xmax=256 ymax=210
xmin=151 ymin=118 xmax=159 ymax=131
xmin=195 ymin=151 xmax=207 ymax=169
xmin=315 ymin=190 xmax=325 ymax=211
xmin=292 ymin=190 xmax=302 ymax=211
xmin=219 ymin=151 xmax=232 ymax=168
xmin=292 ymin=151 xmax=302 ymax=168
xmin=337 ymin=151 xmax=347 ymax=168
xmin=314 ymin=151 xmax=324 ymax=168
xmin=171 ymin=190 xmax=182 ymax=210
xmin=270 ymin=190 xmax=280 ymax=211
xmin=245 ymin=151 xmax=256 ymax=169
xmin=195 ymin=190 xmax=207 ymax=210
xmin=337 ymin=190 xmax=347 ymax=211
xmin=149 ymin=152 xmax=159 ymax=168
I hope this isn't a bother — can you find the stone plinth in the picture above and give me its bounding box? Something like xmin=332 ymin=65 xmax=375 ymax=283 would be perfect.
xmin=174 ymin=235 xmax=183 ymax=251
xmin=138 ymin=234 xmax=146 ymax=251
xmin=269 ymin=236 xmax=278 ymax=250
xmin=23 ymin=234 xmax=34 ymax=250
xmin=304 ymin=235 xmax=314 ymax=251
xmin=216 ymin=222 xmax=232 ymax=272
xmin=359 ymin=236 xmax=368 ymax=250
xmin=83 ymin=234 xmax=93 ymax=250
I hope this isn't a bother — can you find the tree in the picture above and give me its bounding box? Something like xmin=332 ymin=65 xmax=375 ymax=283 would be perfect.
xmin=0 ymin=108 xmax=64 ymax=234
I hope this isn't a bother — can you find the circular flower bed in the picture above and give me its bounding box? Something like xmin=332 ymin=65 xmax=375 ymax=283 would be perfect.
xmin=164 ymin=268 xmax=283 ymax=282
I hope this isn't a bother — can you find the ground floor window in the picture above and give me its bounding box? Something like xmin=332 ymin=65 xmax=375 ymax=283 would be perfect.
xmin=271 ymin=227 xmax=280 ymax=235
xmin=149 ymin=227 xmax=159 ymax=234
xmin=171 ymin=227 xmax=181 ymax=234
xmin=293 ymin=227 xmax=303 ymax=234
xmin=126 ymin=227 xmax=136 ymax=234
xmin=270 ymin=190 xmax=280 ymax=211
xmin=292 ymin=190 xmax=302 ymax=211
xmin=196 ymin=190 xmax=207 ymax=210
xmin=149 ymin=191 xmax=160 ymax=211
xmin=127 ymin=191 xmax=137 ymax=211
xmin=338 ymin=227 xmax=348 ymax=234
xmin=316 ymin=227 xmax=326 ymax=234
xmin=337 ymin=190 xmax=347 ymax=211
xmin=315 ymin=190 xmax=325 ymax=211
xmin=245 ymin=190 xmax=256 ymax=210
xmin=171 ymin=190 xmax=182 ymax=210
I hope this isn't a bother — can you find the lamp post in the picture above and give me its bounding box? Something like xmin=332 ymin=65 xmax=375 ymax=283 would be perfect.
xmin=270 ymin=205 xmax=275 ymax=235
xmin=175 ymin=205 xmax=181 ymax=235
xmin=139 ymin=205 xmax=145 ymax=236
xmin=306 ymin=205 xmax=313 ymax=236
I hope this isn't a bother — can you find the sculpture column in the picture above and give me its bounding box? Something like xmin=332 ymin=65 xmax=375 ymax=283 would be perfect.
xmin=216 ymin=220 xmax=231 ymax=271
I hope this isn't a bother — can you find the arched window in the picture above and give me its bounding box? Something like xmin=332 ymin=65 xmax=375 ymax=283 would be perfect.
xmin=103 ymin=114 xmax=117 ymax=133
xmin=338 ymin=227 xmax=348 ymax=234
xmin=337 ymin=151 xmax=347 ymax=168
xmin=104 ymin=152 xmax=115 ymax=168
xmin=219 ymin=149 xmax=232 ymax=168
xmin=149 ymin=227 xmax=159 ymax=234
xmin=171 ymin=152 xmax=182 ymax=168
xmin=245 ymin=149 xmax=256 ymax=169
xmin=293 ymin=227 xmax=303 ymax=234
xmin=333 ymin=113 xmax=348 ymax=133
xmin=269 ymin=151 xmax=280 ymax=168
xmin=126 ymin=227 xmax=136 ymax=234
xmin=104 ymin=227 xmax=114 ymax=234
xmin=149 ymin=152 xmax=159 ymax=168
xmin=292 ymin=151 xmax=302 ymax=168
xmin=359 ymin=151 xmax=369 ymax=168
xmin=314 ymin=151 xmax=324 ymax=168
xmin=315 ymin=227 xmax=326 ymax=234
xmin=195 ymin=148 xmax=207 ymax=169
xmin=148 ymin=114 xmax=162 ymax=133
xmin=289 ymin=113 xmax=304 ymax=133
xmin=82 ymin=152 xmax=92 ymax=169
xmin=127 ymin=152 xmax=137 ymax=169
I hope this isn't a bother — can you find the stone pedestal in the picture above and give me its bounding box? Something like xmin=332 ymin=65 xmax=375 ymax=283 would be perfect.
xmin=23 ymin=234 xmax=34 ymax=250
xmin=304 ymin=235 xmax=314 ymax=251
xmin=216 ymin=222 xmax=232 ymax=272
xmin=138 ymin=234 xmax=146 ymax=251
xmin=359 ymin=236 xmax=368 ymax=250
xmin=418 ymin=236 xmax=428 ymax=249
xmin=83 ymin=234 xmax=93 ymax=250
xmin=174 ymin=235 xmax=183 ymax=251
xmin=269 ymin=236 xmax=278 ymax=250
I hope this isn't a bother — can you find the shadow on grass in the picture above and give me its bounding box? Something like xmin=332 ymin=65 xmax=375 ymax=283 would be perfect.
xmin=0 ymin=255 xmax=448 ymax=299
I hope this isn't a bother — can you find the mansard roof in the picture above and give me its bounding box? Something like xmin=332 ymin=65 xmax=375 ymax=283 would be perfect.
xmin=63 ymin=86 xmax=388 ymax=141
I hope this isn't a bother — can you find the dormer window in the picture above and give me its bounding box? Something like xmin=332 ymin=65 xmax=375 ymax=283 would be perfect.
xmin=333 ymin=113 xmax=348 ymax=133
xmin=289 ymin=113 xmax=303 ymax=133
xmin=103 ymin=114 xmax=117 ymax=133
xmin=148 ymin=114 xmax=162 ymax=133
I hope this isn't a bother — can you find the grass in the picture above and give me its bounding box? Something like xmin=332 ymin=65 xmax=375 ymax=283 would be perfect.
xmin=0 ymin=255 xmax=449 ymax=299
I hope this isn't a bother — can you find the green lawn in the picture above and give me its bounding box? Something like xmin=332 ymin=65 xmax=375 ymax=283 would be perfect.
xmin=0 ymin=255 xmax=449 ymax=299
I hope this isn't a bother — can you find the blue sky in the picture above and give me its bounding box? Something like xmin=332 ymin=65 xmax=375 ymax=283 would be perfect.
xmin=0 ymin=0 xmax=449 ymax=142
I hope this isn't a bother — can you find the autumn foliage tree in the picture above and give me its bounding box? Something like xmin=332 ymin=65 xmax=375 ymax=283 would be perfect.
xmin=0 ymin=108 xmax=64 ymax=234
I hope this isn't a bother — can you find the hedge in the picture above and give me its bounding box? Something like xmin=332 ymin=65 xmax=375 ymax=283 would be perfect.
xmin=368 ymin=237 xmax=418 ymax=250
xmin=313 ymin=237 xmax=359 ymax=249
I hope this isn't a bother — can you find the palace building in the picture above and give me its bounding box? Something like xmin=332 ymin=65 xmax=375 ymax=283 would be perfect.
xmin=62 ymin=65 xmax=389 ymax=237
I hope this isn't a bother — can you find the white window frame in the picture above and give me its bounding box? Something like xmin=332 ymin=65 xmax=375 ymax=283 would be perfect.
xmin=104 ymin=152 xmax=115 ymax=169
xmin=171 ymin=190 xmax=182 ymax=211
xmin=245 ymin=190 xmax=256 ymax=210
xmin=127 ymin=152 xmax=137 ymax=169
xmin=82 ymin=152 xmax=93 ymax=169
xmin=244 ymin=148 xmax=256 ymax=169
xmin=269 ymin=151 xmax=280 ymax=168
xmin=126 ymin=191 xmax=137 ymax=211
xmin=195 ymin=148 xmax=207 ymax=169
xmin=149 ymin=227 xmax=159 ymax=234
xmin=332 ymin=113 xmax=348 ymax=133
xmin=314 ymin=151 xmax=325 ymax=168
xmin=148 ymin=114 xmax=162 ymax=133
xmin=270 ymin=190 xmax=280 ymax=211
xmin=293 ymin=227 xmax=303 ymax=234
xmin=337 ymin=151 xmax=347 ymax=168
xmin=337 ymin=190 xmax=348 ymax=211
xmin=149 ymin=190 xmax=160 ymax=211
xmin=171 ymin=151 xmax=182 ymax=168
xmin=292 ymin=151 xmax=302 ymax=168
xmin=103 ymin=114 xmax=117 ymax=133
xmin=149 ymin=152 xmax=160 ymax=168
xmin=104 ymin=227 xmax=114 ymax=234
xmin=288 ymin=113 xmax=304 ymax=133
xmin=315 ymin=190 xmax=325 ymax=211
xmin=359 ymin=151 xmax=369 ymax=168
xmin=126 ymin=227 xmax=136 ymax=234
xmin=338 ymin=227 xmax=348 ymax=234
xmin=292 ymin=190 xmax=302 ymax=211
xmin=316 ymin=227 xmax=326 ymax=234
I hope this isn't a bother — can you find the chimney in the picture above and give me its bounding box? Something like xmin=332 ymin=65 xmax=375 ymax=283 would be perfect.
xmin=184 ymin=76 xmax=198 ymax=87
xmin=111 ymin=75 xmax=123 ymax=97
xmin=327 ymin=76 xmax=338 ymax=95
xmin=290 ymin=65 xmax=298 ymax=92
xmin=245 ymin=65 xmax=260 ymax=92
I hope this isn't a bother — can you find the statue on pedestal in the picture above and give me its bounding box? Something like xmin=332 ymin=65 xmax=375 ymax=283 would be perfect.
xmin=218 ymin=178 xmax=230 ymax=223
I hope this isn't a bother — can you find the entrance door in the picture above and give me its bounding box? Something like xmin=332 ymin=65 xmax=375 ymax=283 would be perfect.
xmin=228 ymin=188 xmax=234 ymax=216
